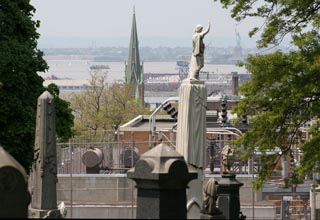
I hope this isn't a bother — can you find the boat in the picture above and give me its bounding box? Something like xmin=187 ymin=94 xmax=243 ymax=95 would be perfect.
xmin=89 ymin=64 xmax=110 ymax=70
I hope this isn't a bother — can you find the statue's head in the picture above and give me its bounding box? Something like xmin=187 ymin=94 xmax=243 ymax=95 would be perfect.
xmin=195 ymin=24 xmax=203 ymax=33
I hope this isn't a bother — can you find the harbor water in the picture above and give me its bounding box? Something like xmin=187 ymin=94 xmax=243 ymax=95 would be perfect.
xmin=40 ymin=59 xmax=247 ymax=82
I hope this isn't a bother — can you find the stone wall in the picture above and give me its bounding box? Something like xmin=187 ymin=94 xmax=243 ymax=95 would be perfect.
xmin=56 ymin=173 xmax=268 ymax=219
xmin=57 ymin=174 xmax=136 ymax=205
xmin=57 ymin=174 xmax=261 ymax=205
xmin=64 ymin=205 xmax=136 ymax=219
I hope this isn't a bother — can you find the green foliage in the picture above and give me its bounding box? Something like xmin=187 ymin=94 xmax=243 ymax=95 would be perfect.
xmin=0 ymin=0 xmax=48 ymax=172
xmin=46 ymin=83 xmax=74 ymax=142
xmin=71 ymin=71 xmax=109 ymax=137
xmin=107 ymin=83 xmax=150 ymax=128
xmin=298 ymin=122 xmax=320 ymax=176
xmin=232 ymin=36 xmax=320 ymax=187
xmin=215 ymin=0 xmax=320 ymax=48
xmin=283 ymin=172 xmax=304 ymax=189
xmin=215 ymin=0 xmax=320 ymax=188
xmin=71 ymin=71 xmax=150 ymax=140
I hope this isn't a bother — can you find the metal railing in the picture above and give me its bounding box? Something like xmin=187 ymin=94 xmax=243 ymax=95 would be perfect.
xmin=57 ymin=138 xmax=260 ymax=175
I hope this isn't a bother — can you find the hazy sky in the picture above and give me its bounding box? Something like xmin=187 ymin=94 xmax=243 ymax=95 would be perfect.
xmin=30 ymin=0 xmax=263 ymax=48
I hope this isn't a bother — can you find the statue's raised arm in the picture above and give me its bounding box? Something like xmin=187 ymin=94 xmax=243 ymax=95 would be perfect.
xmin=201 ymin=22 xmax=211 ymax=37
xmin=188 ymin=21 xmax=211 ymax=80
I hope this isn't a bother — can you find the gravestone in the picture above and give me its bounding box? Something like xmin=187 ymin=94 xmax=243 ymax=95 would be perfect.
xmin=127 ymin=143 xmax=197 ymax=219
xmin=29 ymin=91 xmax=62 ymax=218
xmin=218 ymin=174 xmax=244 ymax=220
xmin=0 ymin=146 xmax=31 ymax=218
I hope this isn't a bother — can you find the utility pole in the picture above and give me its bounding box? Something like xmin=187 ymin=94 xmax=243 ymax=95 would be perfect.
xmin=221 ymin=97 xmax=228 ymax=127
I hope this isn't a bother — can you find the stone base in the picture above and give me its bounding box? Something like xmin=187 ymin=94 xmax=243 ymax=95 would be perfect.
xmin=218 ymin=174 xmax=244 ymax=220
xmin=200 ymin=213 xmax=226 ymax=219
xmin=182 ymin=78 xmax=205 ymax=85
xmin=176 ymin=79 xmax=207 ymax=168
xmin=187 ymin=168 xmax=204 ymax=219
xmin=29 ymin=208 xmax=63 ymax=218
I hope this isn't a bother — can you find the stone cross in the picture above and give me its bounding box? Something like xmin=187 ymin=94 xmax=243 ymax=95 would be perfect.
xmin=29 ymin=91 xmax=62 ymax=218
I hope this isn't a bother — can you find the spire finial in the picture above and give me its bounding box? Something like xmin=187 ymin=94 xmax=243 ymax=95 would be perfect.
xmin=133 ymin=5 xmax=135 ymax=14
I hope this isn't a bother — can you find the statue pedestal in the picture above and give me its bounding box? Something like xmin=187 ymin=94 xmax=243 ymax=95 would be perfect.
xmin=200 ymin=213 xmax=226 ymax=219
xmin=187 ymin=168 xmax=204 ymax=219
xmin=29 ymin=209 xmax=62 ymax=218
xmin=176 ymin=79 xmax=207 ymax=169
xmin=218 ymin=174 xmax=244 ymax=220
xmin=176 ymin=79 xmax=207 ymax=219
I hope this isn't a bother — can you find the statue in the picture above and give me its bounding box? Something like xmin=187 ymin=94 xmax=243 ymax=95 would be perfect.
xmin=220 ymin=145 xmax=234 ymax=174
xmin=235 ymin=29 xmax=241 ymax=48
xmin=188 ymin=22 xmax=211 ymax=80
xmin=201 ymin=178 xmax=222 ymax=215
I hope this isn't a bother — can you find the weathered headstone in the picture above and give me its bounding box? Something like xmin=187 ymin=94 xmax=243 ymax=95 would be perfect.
xmin=127 ymin=143 xmax=197 ymax=219
xmin=0 ymin=146 xmax=31 ymax=218
xmin=29 ymin=91 xmax=62 ymax=218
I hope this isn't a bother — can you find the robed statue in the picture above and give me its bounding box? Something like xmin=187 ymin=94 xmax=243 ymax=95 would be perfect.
xmin=201 ymin=178 xmax=222 ymax=215
xmin=220 ymin=145 xmax=234 ymax=174
xmin=188 ymin=22 xmax=211 ymax=80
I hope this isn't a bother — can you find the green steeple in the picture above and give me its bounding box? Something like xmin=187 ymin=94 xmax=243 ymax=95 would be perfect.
xmin=125 ymin=7 xmax=144 ymax=102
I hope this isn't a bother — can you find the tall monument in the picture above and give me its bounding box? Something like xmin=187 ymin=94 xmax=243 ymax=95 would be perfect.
xmin=176 ymin=22 xmax=210 ymax=219
xmin=29 ymin=91 xmax=62 ymax=218
xmin=125 ymin=7 xmax=144 ymax=106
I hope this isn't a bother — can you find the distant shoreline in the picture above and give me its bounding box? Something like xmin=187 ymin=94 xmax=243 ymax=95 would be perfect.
xmin=41 ymin=46 xmax=258 ymax=64
xmin=40 ymin=59 xmax=247 ymax=82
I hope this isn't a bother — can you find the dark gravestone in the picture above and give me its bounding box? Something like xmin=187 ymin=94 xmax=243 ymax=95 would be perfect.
xmin=127 ymin=143 xmax=197 ymax=219
xmin=218 ymin=174 xmax=244 ymax=220
xmin=0 ymin=146 xmax=31 ymax=218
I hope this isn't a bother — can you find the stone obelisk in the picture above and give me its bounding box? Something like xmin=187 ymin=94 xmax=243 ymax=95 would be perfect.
xmin=176 ymin=21 xmax=210 ymax=220
xmin=29 ymin=91 xmax=61 ymax=218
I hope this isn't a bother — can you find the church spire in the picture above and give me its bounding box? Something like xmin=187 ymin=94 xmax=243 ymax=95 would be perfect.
xmin=125 ymin=8 xmax=144 ymax=105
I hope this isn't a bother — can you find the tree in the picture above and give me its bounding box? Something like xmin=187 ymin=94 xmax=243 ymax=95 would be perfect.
xmin=214 ymin=0 xmax=320 ymax=188
xmin=215 ymin=0 xmax=320 ymax=48
xmin=71 ymin=71 xmax=109 ymax=139
xmin=71 ymin=71 xmax=150 ymax=141
xmin=47 ymin=83 xmax=74 ymax=142
xmin=0 ymin=0 xmax=48 ymax=172
xmin=107 ymin=83 xmax=150 ymax=129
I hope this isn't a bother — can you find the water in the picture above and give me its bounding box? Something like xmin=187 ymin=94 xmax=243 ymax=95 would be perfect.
xmin=39 ymin=59 xmax=247 ymax=82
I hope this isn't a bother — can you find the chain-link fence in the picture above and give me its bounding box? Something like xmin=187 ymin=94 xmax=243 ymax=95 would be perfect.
xmin=57 ymin=133 xmax=260 ymax=175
